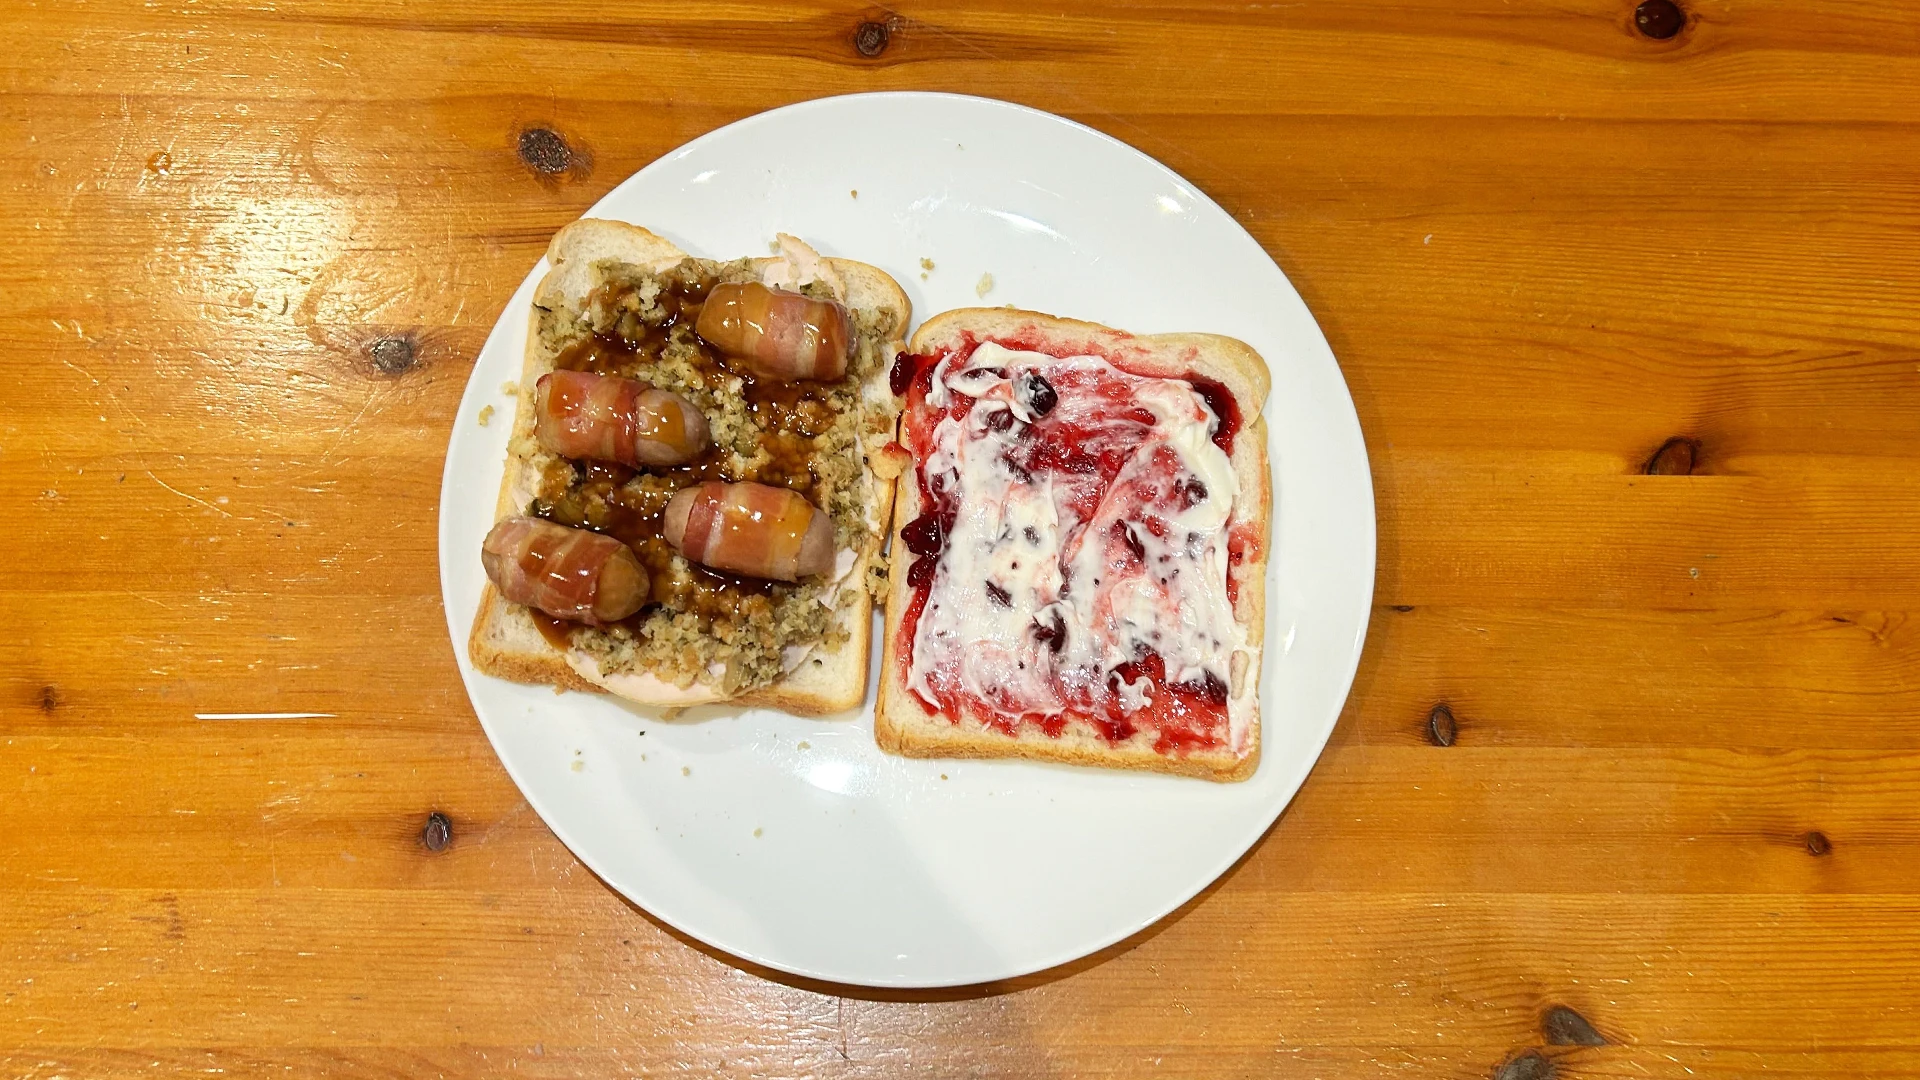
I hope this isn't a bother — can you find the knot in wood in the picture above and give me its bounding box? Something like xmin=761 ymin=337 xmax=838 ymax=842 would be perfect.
xmin=1634 ymin=0 xmax=1685 ymax=39
xmin=1494 ymin=1050 xmax=1556 ymax=1080
xmin=1542 ymin=1005 xmax=1607 ymax=1046
xmin=1644 ymin=436 xmax=1699 ymax=475
xmin=421 ymin=811 xmax=453 ymax=852
xmin=366 ymin=334 xmax=418 ymax=376
xmin=518 ymin=127 xmax=575 ymax=174
xmin=1804 ymin=830 xmax=1832 ymax=857
xmin=853 ymin=19 xmax=891 ymax=57
xmin=1427 ymin=702 xmax=1458 ymax=747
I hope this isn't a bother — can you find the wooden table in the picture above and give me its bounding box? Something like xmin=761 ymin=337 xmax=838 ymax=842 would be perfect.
xmin=6 ymin=1 xmax=1918 ymax=1075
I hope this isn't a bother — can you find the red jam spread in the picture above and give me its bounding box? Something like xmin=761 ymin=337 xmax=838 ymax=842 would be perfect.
xmin=895 ymin=334 xmax=1251 ymax=757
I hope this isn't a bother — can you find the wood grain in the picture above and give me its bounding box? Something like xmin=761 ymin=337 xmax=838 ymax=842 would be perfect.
xmin=5 ymin=0 xmax=1920 ymax=1075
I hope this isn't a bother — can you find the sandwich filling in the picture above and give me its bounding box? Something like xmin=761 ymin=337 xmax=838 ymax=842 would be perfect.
xmin=512 ymin=253 xmax=900 ymax=695
xmin=897 ymin=341 xmax=1256 ymax=757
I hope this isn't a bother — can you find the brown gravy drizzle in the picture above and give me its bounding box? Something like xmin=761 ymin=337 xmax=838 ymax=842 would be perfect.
xmin=531 ymin=610 xmax=576 ymax=649
xmin=530 ymin=269 xmax=847 ymax=643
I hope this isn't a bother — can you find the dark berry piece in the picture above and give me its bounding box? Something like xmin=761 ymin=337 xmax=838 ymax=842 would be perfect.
xmin=1197 ymin=671 xmax=1228 ymax=703
xmin=901 ymin=513 xmax=944 ymax=556
xmin=1031 ymin=610 xmax=1066 ymax=653
xmin=1018 ymin=372 xmax=1058 ymax=416
xmin=907 ymin=555 xmax=936 ymax=588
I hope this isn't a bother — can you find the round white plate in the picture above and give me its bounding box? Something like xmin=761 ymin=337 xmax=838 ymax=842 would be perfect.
xmin=439 ymin=92 xmax=1374 ymax=988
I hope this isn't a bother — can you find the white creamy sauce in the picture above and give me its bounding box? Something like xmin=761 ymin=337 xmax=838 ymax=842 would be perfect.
xmin=906 ymin=343 xmax=1251 ymax=749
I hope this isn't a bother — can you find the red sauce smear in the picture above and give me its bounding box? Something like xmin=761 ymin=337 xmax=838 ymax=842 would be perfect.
xmin=895 ymin=334 xmax=1245 ymax=756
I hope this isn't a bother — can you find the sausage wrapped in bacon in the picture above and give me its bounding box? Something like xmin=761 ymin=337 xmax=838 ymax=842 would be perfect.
xmin=662 ymin=481 xmax=835 ymax=582
xmin=694 ymin=282 xmax=852 ymax=382
xmin=482 ymin=516 xmax=649 ymax=625
xmin=534 ymin=371 xmax=710 ymax=467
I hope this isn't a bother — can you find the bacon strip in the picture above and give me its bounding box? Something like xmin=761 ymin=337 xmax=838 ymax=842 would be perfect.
xmin=534 ymin=371 xmax=710 ymax=467
xmin=481 ymin=516 xmax=649 ymax=625
xmin=661 ymin=481 xmax=835 ymax=582
xmin=694 ymin=282 xmax=852 ymax=382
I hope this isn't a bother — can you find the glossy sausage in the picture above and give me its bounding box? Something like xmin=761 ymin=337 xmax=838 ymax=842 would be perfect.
xmin=481 ymin=516 xmax=649 ymax=625
xmin=534 ymin=371 xmax=710 ymax=467
xmin=662 ymin=481 xmax=835 ymax=582
xmin=694 ymin=282 xmax=852 ymax=382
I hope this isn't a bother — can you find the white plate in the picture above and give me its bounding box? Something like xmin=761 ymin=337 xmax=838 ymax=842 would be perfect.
xmin=438 ymin=93 xmax=1374 ymax=988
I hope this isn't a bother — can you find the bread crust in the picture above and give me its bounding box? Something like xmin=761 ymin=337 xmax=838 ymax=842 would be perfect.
xmin=875 ymin=308 xmax=1271 ymax=780
xmin=466 ymin=220 xmax=908 ymax=715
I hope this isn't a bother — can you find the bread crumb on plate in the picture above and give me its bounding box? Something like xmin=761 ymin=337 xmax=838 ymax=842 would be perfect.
xmin=975 ymin=272 xmax=994 ymax=298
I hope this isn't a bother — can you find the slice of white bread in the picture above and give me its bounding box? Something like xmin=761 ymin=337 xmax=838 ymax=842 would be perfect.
xmin=467 ymin=220 xmax=910 ymax=715
xmin=875 ymin=308 xmax=1271 ymax=780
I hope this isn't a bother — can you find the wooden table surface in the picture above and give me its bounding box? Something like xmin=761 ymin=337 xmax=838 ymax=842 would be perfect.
xmin=6 ymin=1 xmax=1919 ymax=1075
